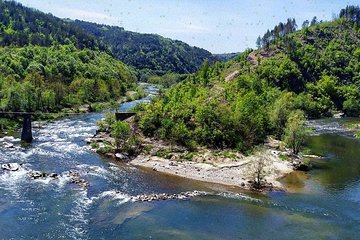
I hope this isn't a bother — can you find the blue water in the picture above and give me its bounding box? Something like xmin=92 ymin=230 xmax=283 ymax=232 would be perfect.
xmin=0 ymin=85 xmax=360 ymax=239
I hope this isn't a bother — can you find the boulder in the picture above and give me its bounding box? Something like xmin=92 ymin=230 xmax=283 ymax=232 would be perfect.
xmin=48 ymin=173 xmax=58 ymax=178
xmin=1 ymin=163 xmax=20 ymax=171
xmin=64 ymin=170 xmax=89 ymax=188
xmin=28 ymin=171 xmax=47 ymax=179
xmin=3 ymin=142 xmax=14 ymax=149
xmin=115 ymin=153 xmax=127 ymax=160
xmin=294 ymin=163 xmax=311 ymax=171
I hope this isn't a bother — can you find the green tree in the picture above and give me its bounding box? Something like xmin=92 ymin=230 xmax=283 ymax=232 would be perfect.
xmin=41 ymin=89 xmax=56 ymax=111
xmin=284 ymin=110 xmax=309 ymax=154
xmin=22 ymin=81 xmax=36 ymax=111
xmin=270 ymin=92 xmax=295 ymax=139
xmin=6 ymin=83 xmax=23 ymax=111
xmin=111 ymin=121 xmax=131 ymax=150
xmin=199 ymin=59 xmax=210 ymax=86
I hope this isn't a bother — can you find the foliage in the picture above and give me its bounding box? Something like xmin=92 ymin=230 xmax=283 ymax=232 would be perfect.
xmin=0 ymin=1 xmax=107 ymax=51
xmin=147 ymin=73 xmax=187 ymax=88
xmin=0 ymin=1 xmax=216 ymax=76
xmin=340 ymin=5 xmax=360 ymax=26
xmin=0 ymin=44 xmax=137 ymax=112
xmin=0 ymin=118 xmax=20 ymax=132
xmin=96 ymin=112 xmax=116 ymax=132
xmin=283 ymin=110 xmax=309 ymax=154
xmin=213 ymin=53 xmax=240 ymax=62
xmin=111 ymin=121 xmax=131 ymax=150
xmin=73 ymin=20 xmax=215 ymax=75
xmin=137 ymin=53 xmax=273 ymax=151
xmin=355 ymin=132 xmax=360 ymax=139
xmin=258 ymin=18 xmax=298 ymax=49
xmin=136 ymin=10 xmax=360 ymax=152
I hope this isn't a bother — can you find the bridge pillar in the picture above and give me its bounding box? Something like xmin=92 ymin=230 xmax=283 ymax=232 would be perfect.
xmin=21 ymin=114 xmax=33 ymax=143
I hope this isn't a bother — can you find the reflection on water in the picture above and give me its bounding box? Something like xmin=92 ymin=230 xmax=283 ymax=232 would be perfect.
xmin=0 ymin=89 xmax=360 ymax=239
xmin=280 ymin=171 xmax=310 ymax=193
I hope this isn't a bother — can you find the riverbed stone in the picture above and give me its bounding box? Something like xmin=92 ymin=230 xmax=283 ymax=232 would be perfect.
xmin=115 ymin=153 xmax=127 ymax=160
xmin=1 ymin=163 xmax=20 ymax=171
xmin=28 ymin=171 xmax=46 ymax=179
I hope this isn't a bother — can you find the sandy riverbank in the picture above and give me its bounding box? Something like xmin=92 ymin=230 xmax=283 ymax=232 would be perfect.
xmin=89 ymin=131 xmax=301 ymax=191
xmin=130 ymin=144 xmax=294 ymax=191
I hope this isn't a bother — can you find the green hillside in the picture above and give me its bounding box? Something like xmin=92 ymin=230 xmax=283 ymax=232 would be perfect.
xmin=73 ymin=20 xmax=215 ymax=76
xmin=0 ymin=0 xmax=108 ymax=51
xmin=0 ymin=44 xmax=137 ymax=112
xmin=137 ymin=6 xmax=360 ymax=152
xmin=0 ymin=1 xmax=215 ymax=77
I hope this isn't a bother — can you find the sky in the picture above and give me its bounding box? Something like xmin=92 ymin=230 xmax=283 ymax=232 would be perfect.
xmin=18 ymin=0 xmax=360 ymax=54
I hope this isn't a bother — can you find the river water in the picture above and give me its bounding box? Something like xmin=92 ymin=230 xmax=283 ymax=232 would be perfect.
xmin=0 ymin=85 xmax=360 ymax=239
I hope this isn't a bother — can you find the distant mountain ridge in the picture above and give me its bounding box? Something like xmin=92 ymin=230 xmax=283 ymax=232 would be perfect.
xmin=72 ymin=20 xmax=215 ymax=76
xmin=0 ymin=0 xmax=217 ymax=75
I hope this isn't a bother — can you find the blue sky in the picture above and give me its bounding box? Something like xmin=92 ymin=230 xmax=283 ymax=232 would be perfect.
xmin=18 ymin=0 xmax=360 ymax=53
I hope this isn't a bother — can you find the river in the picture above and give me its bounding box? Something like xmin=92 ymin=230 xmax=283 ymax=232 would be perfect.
xmin=0 ymin=85 xmax=359 ymax=239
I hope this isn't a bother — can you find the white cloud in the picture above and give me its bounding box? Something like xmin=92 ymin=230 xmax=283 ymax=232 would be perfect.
xmin=56 ymin=7 xmax=117 ymax=22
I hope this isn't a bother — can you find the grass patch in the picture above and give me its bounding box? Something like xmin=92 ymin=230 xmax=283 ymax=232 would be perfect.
xmin=355 ymin=132 xmax=360 ymax=139
xmin=279 ymin=154 xmax=289 ymax=161
xmin=222 ymin=151 xmax=237 ymax=159
xmin=154 ymin=148 xmax=173 ymax=159
xmin=183 ymin=152 xmax=195 ymax=161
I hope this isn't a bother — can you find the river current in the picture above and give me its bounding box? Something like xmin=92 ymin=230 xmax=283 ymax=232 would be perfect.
xmin=0 ymin=85 xmax=359 ymax=239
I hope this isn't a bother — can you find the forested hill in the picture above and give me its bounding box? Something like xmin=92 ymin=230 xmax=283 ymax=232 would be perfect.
xmin=0 ymin=0 xmax=216 ymax=76
xmin=73 ymin=20 xmax=214 ymax=76
xmin=0 ymin=1 xmax=138 ymax=114
xmin=137 ymin=6 xmax=360 ymax=152
xmin=0 ymin=0 xmax=108 ymax=52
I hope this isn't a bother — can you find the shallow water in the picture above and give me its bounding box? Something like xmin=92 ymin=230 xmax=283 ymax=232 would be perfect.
xmin=1 ymin=86 xmax=360 ymax=239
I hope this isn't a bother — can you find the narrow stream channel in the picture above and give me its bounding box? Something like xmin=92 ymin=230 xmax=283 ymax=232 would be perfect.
xmin=0 ymin=84 xmax=359 ymax=239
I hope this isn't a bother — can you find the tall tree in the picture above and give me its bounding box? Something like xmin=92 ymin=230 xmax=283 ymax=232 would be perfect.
xmin=302 ymin=20 xmax=309 ymax=28
xmin=256 ymin=36 xmax=262 ymax=49
xmin=310 ymin=16 xmax=318 ymax=26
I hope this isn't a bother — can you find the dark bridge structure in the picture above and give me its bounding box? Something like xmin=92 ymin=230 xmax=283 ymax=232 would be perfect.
xmin=0 ymin=111 xmax=136 ymax=143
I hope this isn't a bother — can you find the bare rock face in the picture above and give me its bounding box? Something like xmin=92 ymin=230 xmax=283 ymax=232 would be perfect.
xmin=1 ymin=163 xmax=20 ymax=171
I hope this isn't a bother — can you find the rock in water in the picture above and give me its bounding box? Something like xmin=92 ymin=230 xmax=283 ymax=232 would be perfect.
xmin=1 ymin=163 xmax=20 ymax=171
xmin=28 ymin=171 xmax=59 ymax=180
xmin=64 ymin=170 xmax=89 ymax=189
xmin=28 ymin=171 xmax=47 ymax=179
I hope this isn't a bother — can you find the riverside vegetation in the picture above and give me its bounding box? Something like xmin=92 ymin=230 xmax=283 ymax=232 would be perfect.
xmin=0 ymin=0 xmax=214 ymax=132
xmin=137 ymin=6 xmax=360 ymax=151
xmin=91 ymin=5 xmax=360 ymax=190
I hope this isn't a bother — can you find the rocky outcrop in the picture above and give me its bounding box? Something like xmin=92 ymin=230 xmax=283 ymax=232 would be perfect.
xmin=87 ymin=132 xmax=115 ymax=145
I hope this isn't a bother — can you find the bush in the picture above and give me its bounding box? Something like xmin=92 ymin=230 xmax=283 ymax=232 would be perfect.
xmin=283 ymin=110 xmax=309 ymax=154
xmin=111 ymin=121 xmax=131 ymax=150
